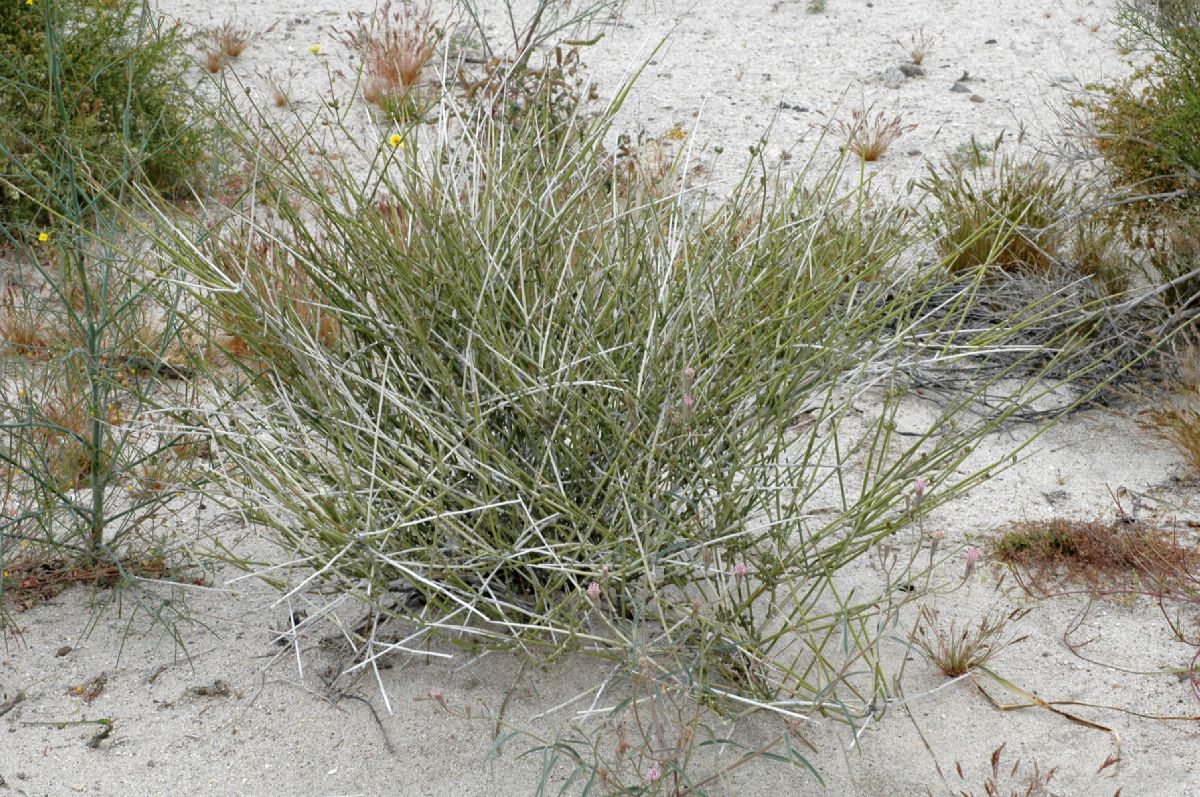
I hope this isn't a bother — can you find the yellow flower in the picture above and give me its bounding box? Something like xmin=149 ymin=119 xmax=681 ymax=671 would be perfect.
xmin=37 ymin=231 xmax=49 ymax=242
xmin=25 ymin=0 xmax=34 ymax=6
xmin=388 ymin=133 xmax=403 ymax=149
xmin=307 ymin=44 xmax=321 ymax=55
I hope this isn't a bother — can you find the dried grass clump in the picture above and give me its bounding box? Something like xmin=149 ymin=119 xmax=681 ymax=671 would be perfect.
xmin=826 ymin=107 xmax=915 ymax=162
xmin=211 ymin=20 xmax=256 ymax=58
xmin=0 ymin=287 xmax=54 ymax=358
xmin=993 ymin=516 xmax=1200 ymax=594
xmin=1142 ymin=339 xmax=1200 ymax=473
xmin=930 ymin=744 xmax=1079 ymax=797
xmin=907 ymin=27 xmax=935 ymax=65
xmin=344 ymin=0 xmax=442 ymax=115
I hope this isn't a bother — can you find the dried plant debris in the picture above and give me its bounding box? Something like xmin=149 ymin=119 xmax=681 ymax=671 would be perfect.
xmin=993 ymin=516 xmax=1200 ymax=595
xmin=188 ymin=680 xmax=233 ymax=698
xmin=67 ymin=672 xmax=108 ymax=705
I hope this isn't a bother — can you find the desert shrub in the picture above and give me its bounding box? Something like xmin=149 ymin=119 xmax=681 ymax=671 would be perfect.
xmin=0 ymin=225 xmax=203 ymax=569
xmin=0 ymin=0 xmax=205 ymax=230
xmin=131 ymin=30 xmax=1136 ymax=736
xmin=1086 ymin=0 xmax=1200 ymax=207
xmin=1082 ymin=0 xmax=1200 ymax=310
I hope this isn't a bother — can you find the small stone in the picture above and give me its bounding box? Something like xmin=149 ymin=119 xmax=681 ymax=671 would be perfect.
xmin=985 ymin=38 xmax=997 ymax=44
xmin=950 ymin=82 xmax=970 ymax=93
xmin=898 ymin=63 xmax=925 ymax=78
xmin=883 ymin=66 xmax=906 ymax=89
xmin=970 ymin=94 xmax=985 ymax=103
xmin=906 ymin=149 xmax=921 ymax=156
xmin=56 ymin=645 xmax=72 ymax=657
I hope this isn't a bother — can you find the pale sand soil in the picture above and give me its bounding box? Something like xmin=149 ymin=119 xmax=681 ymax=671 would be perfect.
xmin=3 ymin=1 xmax=1200 ymax=795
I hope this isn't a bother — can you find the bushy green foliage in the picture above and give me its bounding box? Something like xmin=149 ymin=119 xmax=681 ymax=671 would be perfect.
xmin=0 ymin=0 xmax=204 ymax=229
xmin=1082 ymin=1 xmax=1200 ymax=310
xmin=135 ymin=43 xmax=1126 ymax=727
xmin=1088 ymin=0 xmax=1200 ymax=206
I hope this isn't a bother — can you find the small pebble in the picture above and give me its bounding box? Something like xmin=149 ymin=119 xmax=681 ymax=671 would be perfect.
xmin=970 ymin=94 xmax=985 ymax=103
xmin=950 ymin=82 xmax=970 ymax=93
xmin=898 ymin=63 xmax=924 ymax=78
xmin=56 ymin=645 xmax=72 ymax=657
xmin=883 ymin=66 xmax=907 ymax=89
xmin=985 ymin=38 xmax=998 ymax=44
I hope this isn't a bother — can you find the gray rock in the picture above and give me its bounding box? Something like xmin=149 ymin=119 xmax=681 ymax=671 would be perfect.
xmin=898 ymin=63 xmax=925 ymax=78
xmin=970 ymin=94 xmax=985 ymax=103
xmin=950 ymin=82 xmax=970 ymax=93
xmin=883 ymin=66 xmax=907 ymax=89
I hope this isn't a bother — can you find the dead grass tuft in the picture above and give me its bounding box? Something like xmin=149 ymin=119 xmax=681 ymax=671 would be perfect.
xmin=0 ymin=288 xmax=55 ymax=359
xmin=344 ymin=0 xmax=442 ymax=113
xmin=211 ymin=20 xmax=256 ymax=58
xmin=906 ymin=27 xmax=935 ymax=65
xmin=825 ymin=107 xmax=915 ymax=162
xmin=1 ymin=552 xmax=172 ymax=612
xmin=1141 ymin=342 xmax=1200 ymax=473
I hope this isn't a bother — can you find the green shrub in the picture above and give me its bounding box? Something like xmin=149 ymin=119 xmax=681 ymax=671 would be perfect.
xmin=0 ymin=0 xmax=204 ymax=230
xmin=132 ymin=39 xmax=1132 ymax=729
xmin=1087 ymin=0 xmax=1200 ymax=208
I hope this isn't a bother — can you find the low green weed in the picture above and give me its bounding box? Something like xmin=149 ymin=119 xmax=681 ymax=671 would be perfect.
xmin=0 ymin=0 xmax=205 ymax=231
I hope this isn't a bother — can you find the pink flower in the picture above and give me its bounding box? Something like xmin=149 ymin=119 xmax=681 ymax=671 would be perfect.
xmin=587 ymin=581 xmax=601 ymax=601
xmin=913 ymin=477 xmax=930 ymax=505
xmin=733 ymin=561 xmax=748 ymax=581
xmin=428 ymin=686 xmax=445 ymax=703
xmin=646 ymin=766 xmax=662 ymax=784
xmin=964 ymin=546 xmax=981 ymax=577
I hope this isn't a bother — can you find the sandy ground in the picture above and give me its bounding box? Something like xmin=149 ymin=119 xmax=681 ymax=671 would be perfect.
xmin=3 ymin=1 xmax=1200 ymax=795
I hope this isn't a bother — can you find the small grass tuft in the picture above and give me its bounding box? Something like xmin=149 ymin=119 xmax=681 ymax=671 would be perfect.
xmin=913 ymin=605 xmax=1030 ymax=677
xmin=930 ymin=744 xmax=1070 ymax=797
xmin=210 ymin=19 xmax=256 ymax=59
xmin=906 ymin=27 xmax=935 ymax=65
xmin=826 ymin=107 xmax=915 ymax=162
xmin=344 ymin=0 xmax=442 ymax=118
